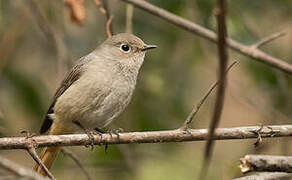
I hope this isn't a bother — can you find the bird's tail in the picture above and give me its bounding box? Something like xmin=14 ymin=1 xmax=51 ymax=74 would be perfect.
xmin=34 ymin=146 xmax=60 ymax=176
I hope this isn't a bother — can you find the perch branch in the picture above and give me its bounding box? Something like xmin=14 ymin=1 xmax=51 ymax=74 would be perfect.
xmin=0 ymin=125 xmax=291 ymax=150
xmin=240 ymin=154 xmax=292 ymax=173
xmin=120 ymin=0 xmax=292 ymax=75
xmin=0 ymin=155 xmax=49 ymax=180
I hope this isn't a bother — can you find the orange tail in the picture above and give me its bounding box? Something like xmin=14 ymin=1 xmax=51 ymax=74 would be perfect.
xmin=34 ymin=146 xmax=60 ymax=176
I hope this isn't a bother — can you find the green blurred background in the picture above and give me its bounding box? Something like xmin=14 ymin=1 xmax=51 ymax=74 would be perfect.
xmin=0 ymin=0 xmax=291 ymax=179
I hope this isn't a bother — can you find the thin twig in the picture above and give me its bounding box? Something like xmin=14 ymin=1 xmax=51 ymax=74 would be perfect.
xmin=180 ymin=61 xmax=237 ymax=131
xmin=95 ymin=0 xmax=113 ymax=37
xmin=240 ymin=155 xmax=292 ymax=173
xmin=120 ymin=0 xmax=292 ymax=74
xmin=106 ymin=16 xmax=113 ymax=38
xmin=252 ymin=31 xmax=286 ymax=49
xmin=126 ymin=4 xmax=134 ymax=33
xmin=26 ymin=145 xmax=55 ymax=180
xmin=0 ymin=155 xmax=49 ymax=180
xmin=201 ymin=1 xmax=229 ymax=178
xmin=61 ymin=148 xmax=92 ymax=180
xmin=0 ymin=125 xmax=291 ymax=149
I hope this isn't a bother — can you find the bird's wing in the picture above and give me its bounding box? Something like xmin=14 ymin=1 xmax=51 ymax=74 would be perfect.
xmin=40 ymin=58 xmax=87 ymax=134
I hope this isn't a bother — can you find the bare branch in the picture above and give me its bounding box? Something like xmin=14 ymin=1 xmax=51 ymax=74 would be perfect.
xmin=252 ymin=31 xmax=286 ymax=49
xmin=61 ymin=148 xmax=92 ymax=180
xmin=180 ymin=61 xmax=237 ymax=130
xmin=106 ymin=16 xmax=113 ymax=38
xmin=233 ymin=172 xmax=292 ymax=180
xmin=201 ymin=1 xmax=229 ymax=178
xmin=0 ymin=125 xmax=291 ymax=150
xmin=26 ymin=145 xmax=55 ymax=180
xmin=240 ymin=155 xmax=292 ymax=173
xmin=0 ymin=155 xmax=49 ymax=180
xmin=120 ymin=0 xmax=292 ymax=75
xmin=126 ymin=4 xmax=134 ymax=33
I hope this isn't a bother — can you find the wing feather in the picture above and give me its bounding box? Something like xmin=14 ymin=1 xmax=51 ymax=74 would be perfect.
xmin=40 ymin=58 xmax=87 ymax=134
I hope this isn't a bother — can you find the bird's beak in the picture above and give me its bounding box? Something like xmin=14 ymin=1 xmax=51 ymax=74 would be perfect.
xmin=141 ymin=44 xmax=158 ymax=51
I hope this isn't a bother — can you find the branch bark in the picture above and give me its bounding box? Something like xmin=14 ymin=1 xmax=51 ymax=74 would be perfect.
xmin=120 ymin=0 xmax=292 ymax=75
xmin=27 ymin=145 xmax=55 ymax=180
xmin=240 ymin=155 xmax=292 ymax=173
xmin=0 ymin=125 xmax=291 ymax=150
xmin=233 ymin=172 xmax=292 ymax=180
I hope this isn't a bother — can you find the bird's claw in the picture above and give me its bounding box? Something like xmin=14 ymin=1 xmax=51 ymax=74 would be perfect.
xmin=20 ymin=130 xmax=36 ymax=139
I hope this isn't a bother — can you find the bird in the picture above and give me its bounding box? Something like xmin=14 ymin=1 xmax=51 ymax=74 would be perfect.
xmin=34 ymin=33 xmax=157 ymax=176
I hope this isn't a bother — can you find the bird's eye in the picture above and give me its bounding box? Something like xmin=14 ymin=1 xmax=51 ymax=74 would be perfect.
xmin=120 ymin=44 xmax=131 ymax=53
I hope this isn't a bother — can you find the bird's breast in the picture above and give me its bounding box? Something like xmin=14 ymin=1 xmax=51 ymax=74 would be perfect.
xmin=53 ymin=65 xmax=137 ymax=132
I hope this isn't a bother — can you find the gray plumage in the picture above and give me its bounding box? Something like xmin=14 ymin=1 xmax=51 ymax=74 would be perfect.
xmin=40 ymin=33 xmax=156 ymax=135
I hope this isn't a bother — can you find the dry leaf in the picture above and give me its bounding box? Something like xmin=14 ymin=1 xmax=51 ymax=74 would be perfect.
xmin=64 ymin=0 xmax=85 ymax=26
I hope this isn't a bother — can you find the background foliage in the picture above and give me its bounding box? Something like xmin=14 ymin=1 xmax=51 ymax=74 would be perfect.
xmin=0 ymin=0 xmax=291 ymax=179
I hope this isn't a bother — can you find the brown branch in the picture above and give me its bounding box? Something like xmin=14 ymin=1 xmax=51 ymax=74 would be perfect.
xmin=201 ymin=1 xmax=229 ymax=178
xmin=94 ymin=0 xmax=113 ymax=37
xmin=180 ymin=61 xmax=237 ymax=130
xmin=61 ymin=148 xmax=92 ymax=180
xmin=0 ymin=155 xmax=49 ymax=180
xmin=125 ymin=4 xmax=134 ymax=33
xmin=252 ymin=31 xmax=286 ymax=49
xmin=120 ymin=0 xmax=292 ymax=75
xmin=106 ymin=16 xmax=113 ymax=38
xmin=233 ymin=172 xmax=292 ymax=180
xmin=240 ymin=155 xmax=292 ymax=173
xmin=0 ymin=125 xmax=291 ymax=150
xmin=26 ymin=145 xmax=55 ymax=180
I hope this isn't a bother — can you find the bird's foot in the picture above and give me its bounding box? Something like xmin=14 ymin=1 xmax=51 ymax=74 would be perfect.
xmin=93 ymin=127 xmax=124 ymax=153
xmin=20 ymin=130 xmax=36 ymax=139
xmin=108 ymin=128 xmax=124 ymax=140
xmin=72 ymin=120 xmax=96 ymax=150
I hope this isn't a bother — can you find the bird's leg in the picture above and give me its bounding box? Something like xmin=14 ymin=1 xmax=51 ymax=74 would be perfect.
xmin=92 ymin=127 xmax=124 ymax=153
xmin=72 ymin=120 xmax=95 ymax=150
xmin=106 ymin=128 xmax=124 ymax=153
xmin=109 ymin=128 xmax=124 ymax=141
xmin=94 ymin=127 xmax=105 ymax=143
xmin=94 ymin=127 xmax=109 ymax=152
xmin=94 ymin=127 xmax=106 ymax=134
